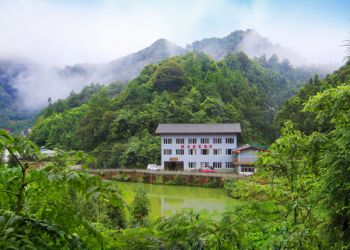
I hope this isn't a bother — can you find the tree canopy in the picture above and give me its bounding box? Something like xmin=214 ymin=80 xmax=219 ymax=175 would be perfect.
xmin=30 ymin=52 xmax=316 ymax=169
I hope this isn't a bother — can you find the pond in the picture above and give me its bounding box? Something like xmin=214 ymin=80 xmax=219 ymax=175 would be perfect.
xmin=116 ymin=182 xmax=244 ymax=220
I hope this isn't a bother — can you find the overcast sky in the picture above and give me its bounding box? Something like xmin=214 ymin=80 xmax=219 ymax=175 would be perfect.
xmin=0 ymin=0 xmax=349 ymax=66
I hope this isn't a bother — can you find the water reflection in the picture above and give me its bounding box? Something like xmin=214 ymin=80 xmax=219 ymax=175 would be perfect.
xmin=117 ymin=182 xmax=244 ymax=219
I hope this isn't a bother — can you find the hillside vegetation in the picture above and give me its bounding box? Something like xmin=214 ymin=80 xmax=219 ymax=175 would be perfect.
xmin=0 ymin=30 xmax=332 ymax=134
xmin=275 ymin=60 xmax=350 ymax=134
xmin=30 ymin=52 xmax=316 ymax=168
xmin=0 ymin=60 xmax=349 ymax=248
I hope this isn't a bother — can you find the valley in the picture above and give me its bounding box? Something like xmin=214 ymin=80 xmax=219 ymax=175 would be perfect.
xmin=0 ymin=1 xmax=349 ymax=248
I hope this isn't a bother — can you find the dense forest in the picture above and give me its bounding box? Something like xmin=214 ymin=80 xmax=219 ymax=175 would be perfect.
xmin=274 ymin=61 xmax=350 ymax=134
xmin=2 ymin=29 xmax=333 ymax=136
xmin=0 ymin=58 xmax=349 ymax=248
xmin=29 ymin=52 xmax=317 ymax=168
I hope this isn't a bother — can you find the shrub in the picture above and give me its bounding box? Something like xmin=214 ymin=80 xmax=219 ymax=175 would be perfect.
xmin=130 ymin=188 xmax=150 ymax=226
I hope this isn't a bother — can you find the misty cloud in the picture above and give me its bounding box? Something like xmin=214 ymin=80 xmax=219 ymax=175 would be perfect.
xmin=0 ymin=0 xmax=347 ymax=65
xmin=12 ymin=64 xmax=91 ymax=110
xmin=236 ymin=30 xmax=307 ymax=66
xmin=11 ymin=38 xmax=186 ymax=110
xmin=0 ymin=0 xmax=348 ymax=110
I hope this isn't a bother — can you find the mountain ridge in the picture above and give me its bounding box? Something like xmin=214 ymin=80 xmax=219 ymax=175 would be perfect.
xmin=0 ymin=29 xmax=336 ymax=132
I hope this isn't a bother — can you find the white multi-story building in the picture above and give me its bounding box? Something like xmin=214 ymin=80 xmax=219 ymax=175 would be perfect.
xmin=155 ymin=123 xmax=241 ymax=172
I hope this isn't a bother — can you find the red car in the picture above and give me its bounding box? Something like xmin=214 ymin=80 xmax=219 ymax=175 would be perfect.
xmin=198 ymin=169 xmax=216 ymax=173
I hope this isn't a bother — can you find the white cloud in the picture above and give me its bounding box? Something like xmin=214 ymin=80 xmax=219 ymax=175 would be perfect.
xmin=0 ymin=0 xmax=347 ymax=65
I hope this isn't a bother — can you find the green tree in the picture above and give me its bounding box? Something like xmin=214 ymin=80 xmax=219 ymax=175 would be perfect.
xmin=0 ymin=130 xmax=85 ymax=248
xmin=153 ymin=60 xmax=187 ymax=92
xmin=130 ymin=188 xmax=149 ymax=226
xmin=258 ymin=122 xmax=311 ymax=225
xmin=304 ymin=85 xmax=350 ymax=243
xmin=256 ymin=122 xmax=323 ymax=248
xmin=76 ymin=88 xmax=113 ymax=151
xmin=0 ymin=129 xmax=128 ymax=248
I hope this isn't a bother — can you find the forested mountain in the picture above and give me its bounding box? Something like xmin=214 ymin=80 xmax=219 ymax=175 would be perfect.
xmin=189 ymin=29 xmax=305 ymax=64
xmin=62 ymin=29 xmax=319 ymax=84
xmin=275 ymin=60 xmax=350 ymax=135
xmin=30 ymin=51 xmax=317 ymax=168
xmin=107 ymin=39 xmax=187 ymax=81
xmin=61 ymin=38 xmax=187 ymax=84
xmin=0 ymin=30 xmax=332 ymax=134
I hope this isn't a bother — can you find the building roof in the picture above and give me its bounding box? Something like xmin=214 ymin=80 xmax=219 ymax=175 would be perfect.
xmin=232 ymin=144 xmax=268 ymax=153
xmin=155 ymin=123 xmax=241 ymax=135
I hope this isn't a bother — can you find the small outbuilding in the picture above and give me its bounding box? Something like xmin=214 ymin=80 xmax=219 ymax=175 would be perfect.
xmin=232 ymin=144 xmax=268 ymax=175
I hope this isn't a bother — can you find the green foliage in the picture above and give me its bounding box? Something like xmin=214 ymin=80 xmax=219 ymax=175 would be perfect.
xmin=109 ymin=227 xmax=162 ymax=250
xmin=173 ymin=174 xmax=184 ymax=185
xmin=249 ymin=64 xmax=350 ymax=248
xmin=257 ymin=122 xmax=317 ymax=231
xmin=224 ymin=179 xmax=273 ymax=201
xmin=153 ymin=60 xmax=187 ymax=92
xmin=3 ymin=117 xmax=350 ymax=248
xmin=30 ymin=108 xmax=85 ymax=149
xmin=130 ymin=188 xmax=150 ymax=226
xmin=275 ymin=61 xmax=350 ymax=135
xmin=0 ymin=210 xmax=83 ymax=249
xmin=272 ymin=61 xmax=350 ymax=246
xmin=155 ymin=211 xmax=246 ymax=249
xmin=203 ymin=178 xmax=220 ymax=188
xmin=30 ymin=52 xmax=316 ymax=168
xmin=42 ymin=83 xmax=105 ymax=118
xmin=304 ymin=85 xmax=350 ymax=243
xmin=0 ymin=131 xmax=252 ymax=249
xmin=0 ymin=129 xmax=127 ymax=248
xmin=2 ymin=59 xmax=350 ymax=248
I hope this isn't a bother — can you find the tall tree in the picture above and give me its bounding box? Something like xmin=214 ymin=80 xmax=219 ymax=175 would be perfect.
xmin=304 ymin=85 xmax=350 ymax=242
xmin=130 ymin=188 xmax=150 ymax=226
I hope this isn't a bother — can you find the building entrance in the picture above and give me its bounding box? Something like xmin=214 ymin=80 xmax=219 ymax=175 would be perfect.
xmin=164 ymin=161 xmax=184 ymax=171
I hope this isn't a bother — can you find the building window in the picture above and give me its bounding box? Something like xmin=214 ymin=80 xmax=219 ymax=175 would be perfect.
xmin=188 ymin=138 xmax=197 ymax=144
xmin=226 ymin=149 xmax=232 ymax=155
xmin=201 ymin=149 xmax=209 ymax=155
xmin=188 ymin=162 xmax=196 ymax=168
xmin=176 ymin=149 xmax=184 ymax=155
xmin=213 ymin=162 xmax=222 ymax=168
xmin=188 ymin=149 xmax=197 ymax=155
xmin=213 ymin=149 xmax=222 ymax=155
xmin=200 ymin=162 xmax=209 ymax=168
xmin=176 ymin=138 xmax=184 ymax=144
xmin=213 ymin=138 xmax=222 ymax=144
xmin=163 ymin=138 xmax=172 ymax=144
xmin=163 ymin=149 xmax=172 ymax=155
xmin=225 ymin=138 xmax=235 ymax=144
xmin=201 ymin=138 xmax=209 ymax=144
xmin=225 ymin=162 xmax=234 ymax=168
xmin=241 ymin=166 xmax=255 ymax=173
